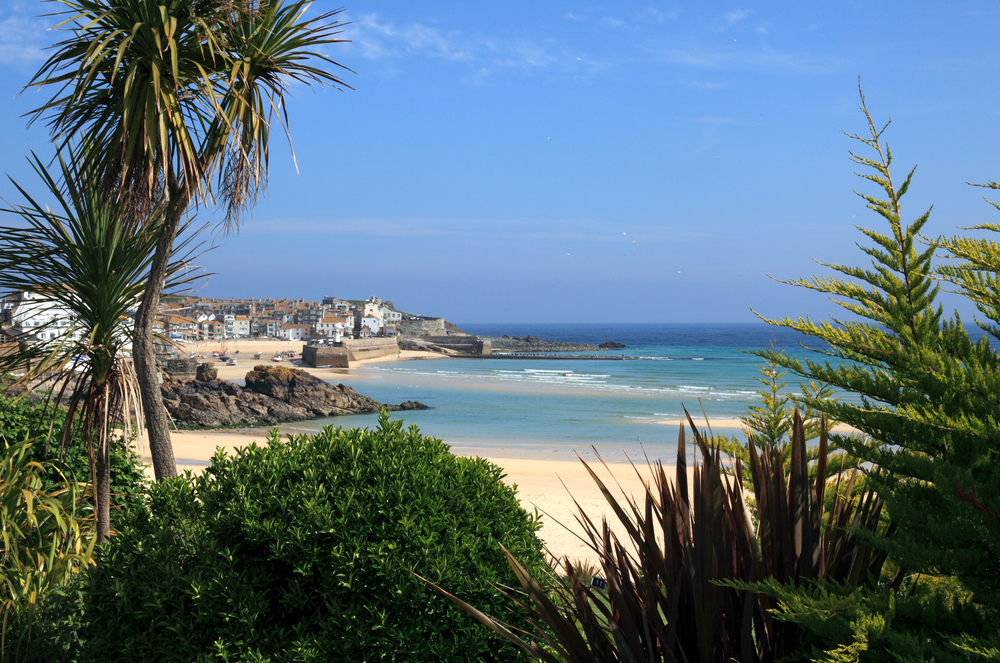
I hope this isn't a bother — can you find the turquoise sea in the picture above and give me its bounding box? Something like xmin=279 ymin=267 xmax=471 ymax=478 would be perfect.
xmin=286 ymin=323 xmax=835 ymax=463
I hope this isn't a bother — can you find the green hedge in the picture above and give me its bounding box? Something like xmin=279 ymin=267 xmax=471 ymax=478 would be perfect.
xmin=0 ymin=391 xmax=147 ymax=514
xmin=45 ymin=413 xmax=545 ymax=662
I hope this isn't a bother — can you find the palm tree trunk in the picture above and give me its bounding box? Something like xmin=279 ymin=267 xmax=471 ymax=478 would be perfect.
xmin=96 ymin=382 xmax=111 ymax=542
xmin=132 ymin=197 xmax=186 ymax=481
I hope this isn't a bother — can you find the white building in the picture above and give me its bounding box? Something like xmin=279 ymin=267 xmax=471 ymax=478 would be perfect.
xmin=360 ymin=314 xmax=381 ymax=336
xmin=381 ymin=307 xmax=402 ymax=324
xmin=2 ymin=292 xmax=86 ymax=345
xmin=315 ymin=315 xmax=350 ymax=340
xmin=280 ymin=323 xmax=311 ymax=341
xmin=232 ymin=316 xmax=251 ymax=337
xmin=265 ymin=320 xmax=283 ymax=337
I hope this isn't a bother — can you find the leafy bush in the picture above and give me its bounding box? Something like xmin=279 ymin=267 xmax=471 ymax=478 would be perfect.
xmin=44 ymin=413 xmax=545 ymax=662
xmin=0 ymin=391 xmax=147 ymax=517
xmin=0 ymin=439 xmax=93 ymax=662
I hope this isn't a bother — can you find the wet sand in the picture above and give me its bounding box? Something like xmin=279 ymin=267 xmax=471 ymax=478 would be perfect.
xmin=144 ymin=426 xmax=688 ymax=566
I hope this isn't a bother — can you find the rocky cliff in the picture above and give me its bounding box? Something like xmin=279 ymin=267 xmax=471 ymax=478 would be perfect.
xmin=160 ymin=365 xmax=427 ymax=427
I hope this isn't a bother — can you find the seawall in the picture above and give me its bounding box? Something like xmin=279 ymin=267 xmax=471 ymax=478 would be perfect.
xmin=302 ymin=338 xmax=400 ymax=368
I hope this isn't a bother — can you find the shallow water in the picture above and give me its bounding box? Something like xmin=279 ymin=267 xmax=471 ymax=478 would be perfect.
xmin=286 ymin=323 xmax=835 ymax=463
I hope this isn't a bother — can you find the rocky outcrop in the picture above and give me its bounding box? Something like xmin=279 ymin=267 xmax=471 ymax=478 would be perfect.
xmin=160 ymin=364 xmax=428 ymax=427
xmin=397 ymin=318 xmax=448 ymax=336
xmin=479 ymin=335 xmax=628 ymax=353
xmin=196 ymin=363 xmax=218 ymax=381
xmin=481 ymin=335 xmax=600 ymax=353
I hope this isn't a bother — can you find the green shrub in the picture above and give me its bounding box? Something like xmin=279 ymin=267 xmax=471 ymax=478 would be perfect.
xmin=50 ymin=413 xmax=544 ymax=662
xmin=0 ymin=439 xmax=94 ymax=662
xmin=0 ymin=391 xmax=147 ymax=518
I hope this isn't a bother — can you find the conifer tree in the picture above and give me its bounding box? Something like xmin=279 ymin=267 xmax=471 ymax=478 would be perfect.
xmin=756 ymin=87 xmax=1000 ymax=607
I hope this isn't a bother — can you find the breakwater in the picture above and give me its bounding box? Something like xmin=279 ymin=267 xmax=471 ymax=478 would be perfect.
xmin=452 ymin=354 xmax=640 ymax=360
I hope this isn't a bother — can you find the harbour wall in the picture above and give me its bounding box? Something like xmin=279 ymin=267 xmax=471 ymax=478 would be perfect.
xmin=422 ymin=335 xmax=492 ymax=355
xmin=302 ymin=338 xmax=399 ymax=368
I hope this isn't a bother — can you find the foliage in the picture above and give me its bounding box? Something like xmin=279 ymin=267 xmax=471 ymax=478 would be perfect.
xmin=0 ymin=145 xmax=196 ymax=538
xmin=715 ymin=351 xmax=845 ymax=490
xmin=744 ymin=576 xmax=1000 ymax=662
xmin=0 ymin=439 xmax=94 ymax=661
xmin=28 ymin=0 xmax=352 ymax=224
xmin=25 ymin=0 xmax=353 ymax=483
xmin=754 ymin=88 xmax=1000 ymax=609
xmin=741 ymin=351 xmax=838 ymax=453
xmin=0 ymin=390 xmax=147 ymax=520
xmin=431 ymin=412 xmax=893 ymax=662
xmin=37 ymin=413 xmax=546 ymax=662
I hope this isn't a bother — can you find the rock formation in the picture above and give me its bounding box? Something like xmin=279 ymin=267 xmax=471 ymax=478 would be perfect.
xmin=599 ymin=340 xmax=627 ymax=349
xmin=160 ymin=364 xmax=427 ymax=427
xmin=482 ymin=335 xmax=601 ymax=353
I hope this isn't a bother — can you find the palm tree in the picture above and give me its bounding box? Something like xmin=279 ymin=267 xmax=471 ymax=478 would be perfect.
xmin=0 ymin=146 xmax=201 ymax=540
xmin=26 ymin=0 xmax=351 ymax=480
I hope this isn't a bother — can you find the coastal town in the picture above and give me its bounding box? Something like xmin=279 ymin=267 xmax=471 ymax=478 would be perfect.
xmin=1 ymin=292 xmax=623 ymax=368
xmin=0 ymin=291 xmax=450 ymax=346
xmin=151 ymin=295 xmax=408 ymax=343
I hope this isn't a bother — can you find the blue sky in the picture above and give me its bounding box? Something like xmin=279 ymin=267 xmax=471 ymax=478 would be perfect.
xmin=2 ymin=1 xmax=999 ymax=323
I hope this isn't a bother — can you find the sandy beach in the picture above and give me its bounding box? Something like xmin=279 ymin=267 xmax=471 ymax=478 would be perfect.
xmin=179 ymin=338 xmax=445 ymax=382
xmin=145 ymin=425 xmax=676 ymax=567
xmin=655 ymin=417 xmax=859 ymax=435
xmin=145 ymin=345 xmax=674 ymax=564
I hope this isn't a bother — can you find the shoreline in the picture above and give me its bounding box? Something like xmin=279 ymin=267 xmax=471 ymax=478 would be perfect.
xmin=145 ymin=426 xmax=677 ymax=565
xmin=179 ymin=338 xmax=447 ymax=382
xmin=654 ymin=417 xmax=859 ymax=435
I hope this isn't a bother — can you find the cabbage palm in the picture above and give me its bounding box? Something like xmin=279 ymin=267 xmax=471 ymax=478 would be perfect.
xmin=26 ymin=0 xmax=350 ymax=480
xmin=0 ymin=146 xmax=200 ymax=540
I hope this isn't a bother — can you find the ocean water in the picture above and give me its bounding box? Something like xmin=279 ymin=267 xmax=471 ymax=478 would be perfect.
xmin=288 ymin=323 xmax=835 ymax=463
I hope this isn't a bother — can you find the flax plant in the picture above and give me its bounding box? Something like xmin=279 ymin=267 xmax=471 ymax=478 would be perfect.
xmin=0 ymin=146 xmax=201 ymax=541
xmin=26 ymin=0 xmax=351 ymax=482
xmin=0 ymin=439 xmax=94 ymax=660
xmin=427 ymin=412 xmax=896 ymax=662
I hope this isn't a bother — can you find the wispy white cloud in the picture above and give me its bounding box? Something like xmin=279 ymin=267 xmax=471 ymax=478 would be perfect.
xmin=246 ymin=217 xmax=648 ymax=242
xmin=494 ymin=41 xmax=559 ymax=69
xmin=597 ymin=9 xmax=679 ymax=31
xmin=636 ymin=7 xmax=680 ymax=23
xmin=349 ymin=14 xmax=474 ymax=62
xmin=723 ymin=9 xmax=753 ymax=24
xmin=691 ymin=131 xmax=723 ymax=155
xmin=687 ymin=80 xmax=729 ymax=90
xmin=648 ymin=44 xmax=844 ymax=76
xmin=695 ymin=116 xmax=741 ymax=124
xmin=344 ymin=9 xmax=832 ymax=83
xmin=0 ymin=3 xmax=49 ymax=67
xmin=345 ymin=13 xmax=608 ymax=79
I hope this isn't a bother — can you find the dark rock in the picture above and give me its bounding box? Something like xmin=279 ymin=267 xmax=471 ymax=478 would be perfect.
xmin=196 ymin=363 xmax=218 ymax=381
xmin=393 ymin=400 xmax=429 ymax=411
xmin=599 ymin=340 xmax=627 ymax=349
xmin=480 ymin=335 xmax=600 ymax=352
xmin=160 ymin=365 xmax=427 ymax=427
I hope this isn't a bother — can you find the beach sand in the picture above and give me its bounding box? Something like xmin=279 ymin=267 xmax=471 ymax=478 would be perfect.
xmin=147 ymin=345 xmax=708 ymax=567
xmin=655 ymin=417 xmax=859 ymax=435
xmin=179 ymin=338 xmax=445 ymax=382
xmin=145 ymin=425 xmax=677 ymax=567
